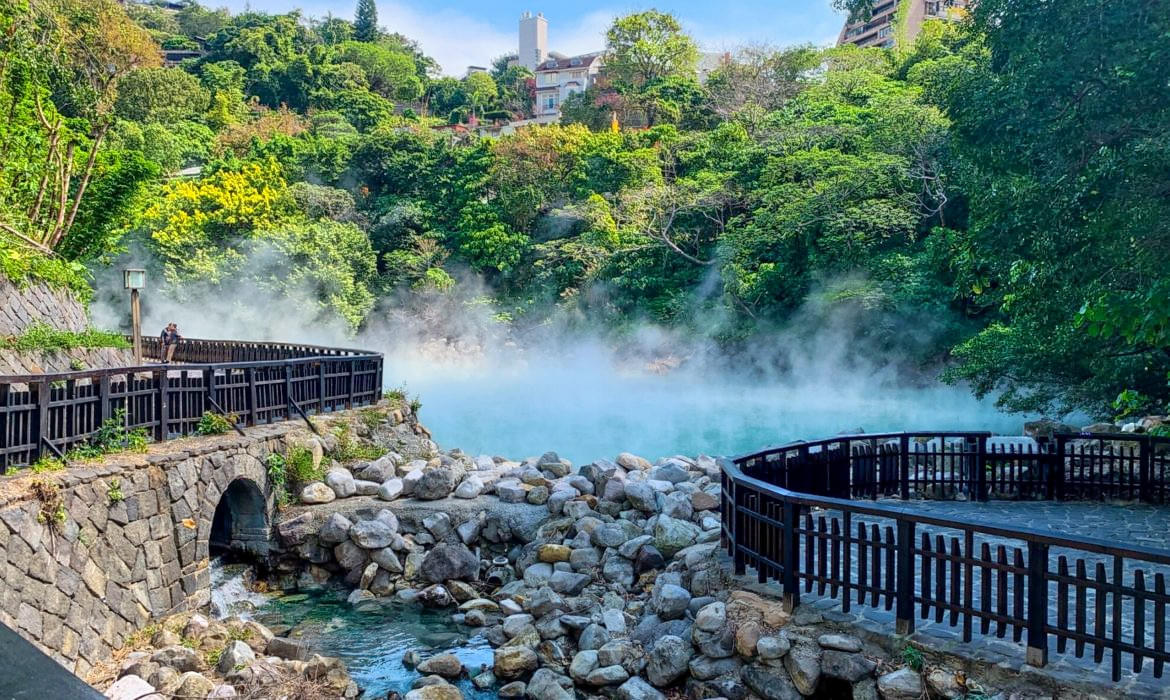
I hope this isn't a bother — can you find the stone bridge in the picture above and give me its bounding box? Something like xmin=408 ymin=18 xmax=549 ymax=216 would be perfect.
xmin=0 ymin=421 xmax=320 ymax=678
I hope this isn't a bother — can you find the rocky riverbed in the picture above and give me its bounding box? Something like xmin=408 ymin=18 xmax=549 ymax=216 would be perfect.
xmin=99 ymin=404 xmax=1167 ymax=700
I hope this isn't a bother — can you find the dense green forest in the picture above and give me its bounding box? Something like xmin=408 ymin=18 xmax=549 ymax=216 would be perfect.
xmin=0 ymin=0 xmax=1166 ymax=419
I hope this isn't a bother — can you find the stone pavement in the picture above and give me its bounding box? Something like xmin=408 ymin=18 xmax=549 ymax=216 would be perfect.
xmin=750 ymin=500 xmax=1170 ymax=697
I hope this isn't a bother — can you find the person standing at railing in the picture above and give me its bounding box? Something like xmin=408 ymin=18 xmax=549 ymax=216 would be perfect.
xmin=160 ymin=323 xmax=182 ymax=364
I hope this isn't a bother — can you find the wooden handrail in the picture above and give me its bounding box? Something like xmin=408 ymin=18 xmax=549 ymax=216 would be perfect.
xmin=0 ymin=338 xmax=384 ymax=472
xmin=721 ymin=430 xmax=1170 ymax=682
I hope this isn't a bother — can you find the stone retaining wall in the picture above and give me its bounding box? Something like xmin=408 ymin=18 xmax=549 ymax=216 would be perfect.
xmin=0 ymin=277 xmax=134 ymax=375
xmin=0 ymin=407 xmax=418 ymax=678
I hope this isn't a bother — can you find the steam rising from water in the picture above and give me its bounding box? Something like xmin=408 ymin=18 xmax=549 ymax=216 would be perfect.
xmin=90 ymin=250 xmax=1025 ymax=464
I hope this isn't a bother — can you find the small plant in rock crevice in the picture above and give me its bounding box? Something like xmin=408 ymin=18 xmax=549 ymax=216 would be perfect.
xmin=901 ymin=643 xmax=924 ymax=671
xmin=30 ymin=478 xmax=66 ymax=537
xmin=330 ymin=424 xmax=382 ymax=462
xmin=265 ymin=453 xmax=293 ymax=507
xmin=196 ymin=411 xmax=238 ymax=436
xmin=286 ymin=446 xmax=323 ymax=485
xmin=106 ymin=479 xmax=124 ymax=504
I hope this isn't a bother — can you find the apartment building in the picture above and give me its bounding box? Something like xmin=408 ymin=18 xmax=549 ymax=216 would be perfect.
xmin=837 ymin=0 xmax=970 ymax=49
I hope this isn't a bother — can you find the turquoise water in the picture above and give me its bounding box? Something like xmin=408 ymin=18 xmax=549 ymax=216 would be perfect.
xmin=399 ymin=363 xmax=1025 ymax=465
xmin=252 ymin=587 xmax=495 ymax=699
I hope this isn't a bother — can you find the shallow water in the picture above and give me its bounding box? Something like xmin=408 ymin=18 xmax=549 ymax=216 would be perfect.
xmin=251 ymin=587 xmax=495 ymax=700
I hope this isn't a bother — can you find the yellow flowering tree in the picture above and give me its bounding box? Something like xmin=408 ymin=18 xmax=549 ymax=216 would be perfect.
xmin=142 ymin=159 xmax=292 ymax=283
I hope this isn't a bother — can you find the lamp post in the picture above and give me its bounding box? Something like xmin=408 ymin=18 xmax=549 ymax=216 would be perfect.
xmin=123 ymin=269 xmax=146 ymax=364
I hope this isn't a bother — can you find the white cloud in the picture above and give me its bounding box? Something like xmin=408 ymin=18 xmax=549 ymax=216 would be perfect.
xmin=375 ymin=1 xmax=514 ymax=74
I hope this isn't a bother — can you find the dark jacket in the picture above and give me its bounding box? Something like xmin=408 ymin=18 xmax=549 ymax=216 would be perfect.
xmin=160 ymin=329 xmax=181 ymax=346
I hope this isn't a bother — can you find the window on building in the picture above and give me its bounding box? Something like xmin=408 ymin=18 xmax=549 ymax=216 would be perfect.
xmin=543 ymin=96 xmax=557 ymax=111
xmin=878 ymin=26 xmax=892 ymax=38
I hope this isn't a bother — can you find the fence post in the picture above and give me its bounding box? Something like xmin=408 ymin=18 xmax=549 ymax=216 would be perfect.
xmin=1026 ymin=541 xmax=1049 ymax=667
xmin=896 ymin=519 xmax=916 ymax=635
xmin=781 ymin=500 xmax=801 ymax=612
xmin=317 ymin=361 xmax=327 ymax=414
xmin=346 ymin=360 xmax=356 ymax=408
xmin=0 ymin=383 xmax=7 ymax=473
xmin=97 ymin=374 xmax=111 ymax=427
xmin=1054 ymin=436 xmax=1066 ymax=500
xmin=35 ymin=379 xmax=50 ymax=462
xmin=899 ymin=434 xmax=910 ymax=500
xmin=155 ymin=370 xmax=169 ymax=442
xmin=204 ymin=367 xmax=216 ymax=419
xmin=246 ymin=367 xmax=258 ymax=427
xmin=975 ymin=435 xmax=988 ymax=502
xmin=284 ymin=363 xmax=293 ymax=418
xmin=1139 ymin=434 xmax=1153 ymax=503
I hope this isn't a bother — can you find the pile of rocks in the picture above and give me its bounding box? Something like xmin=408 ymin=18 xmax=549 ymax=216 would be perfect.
xmin=274 ymin=445 xmax=978 ymax=700
xmin=102 ymin=613 xmax=357 ymax=699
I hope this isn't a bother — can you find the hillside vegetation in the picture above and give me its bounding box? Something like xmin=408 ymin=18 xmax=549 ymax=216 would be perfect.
xmin=0 ymin=0 xmax=1165 ymax=418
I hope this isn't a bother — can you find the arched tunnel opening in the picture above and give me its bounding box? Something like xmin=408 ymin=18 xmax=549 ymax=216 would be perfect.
xmin=209 ymin=478 xmax=270 ymax=560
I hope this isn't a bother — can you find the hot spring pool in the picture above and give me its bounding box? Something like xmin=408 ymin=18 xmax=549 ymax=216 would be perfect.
xmin=251 ymin=586 xmax=494 ymax=699
xmin=398 ymin=364 xmax=1025 ymax=465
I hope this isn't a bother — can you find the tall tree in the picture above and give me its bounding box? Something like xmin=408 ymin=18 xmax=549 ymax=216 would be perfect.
xmin=940 ymin=0 xmax=1170 ymax=415
xmin=354 ymin=0 xmax=379 ymax=42
xmin=604 ymin=11 xmax=698 ymax=89
xmin=603 ymin=11 xmax=699 ymax=126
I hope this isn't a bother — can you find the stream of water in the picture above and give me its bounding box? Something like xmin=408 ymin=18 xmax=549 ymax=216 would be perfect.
xmin=210 ymin=564 xmax=493 ymax=699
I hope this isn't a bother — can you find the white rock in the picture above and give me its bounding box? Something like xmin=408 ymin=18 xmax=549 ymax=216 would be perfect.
xmin=299 ymin=482 xmax=335 ymax=504
xmin=105 ymin=675 xmax=162 ymax=700
xmin=378 ymin=478 xmax=404 ymax=501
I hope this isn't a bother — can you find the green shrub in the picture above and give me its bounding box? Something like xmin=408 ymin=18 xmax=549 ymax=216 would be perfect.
xmin=409 ymin=397 xmax=422 ymax=415
xmin=107 ymin=479 xmax=124 ymax=504
xmin=1 ymin=323 xmax=129 ymax=352
xmin=286 ymin=446 xmax=323 ymax=484
xmin=196 ymin=411 xmax=237 ymax=436
xmin=330 ymin=424 xmax=382 ymax=462
xmin=66 ymin=408 xmax=150 ymax=461
xmin=30 ymin=456 xmax=65 ymax=474
xmin=265 ymin=453 xmax=293 ymax=506
xmin=384 ymin=387 xmax=407 ymax=404
xmin=0 ymin=234 xmax=93 ymax=302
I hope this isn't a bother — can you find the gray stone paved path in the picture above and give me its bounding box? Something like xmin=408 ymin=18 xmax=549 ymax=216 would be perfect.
xmin=752 ymin=500 xmax=1170 ymax=697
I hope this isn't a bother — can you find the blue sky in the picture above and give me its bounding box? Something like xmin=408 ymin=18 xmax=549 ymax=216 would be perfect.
xmin=218 ymin=1 xmax=846 ymax=75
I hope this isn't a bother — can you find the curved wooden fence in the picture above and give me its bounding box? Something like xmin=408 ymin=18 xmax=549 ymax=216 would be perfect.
xmin=721 ymin=431 xmax=1170 ymax=682
xmin=0 ymin=337 xmax=384 ymax=472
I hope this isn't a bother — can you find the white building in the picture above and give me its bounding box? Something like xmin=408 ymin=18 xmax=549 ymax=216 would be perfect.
xmin=519 ymin=12 xmax=605 ymax=119
xmin=518 ymin=12 xmax=549 ymax=71
xmin=534 ymin=53 xmax=604 ymax=118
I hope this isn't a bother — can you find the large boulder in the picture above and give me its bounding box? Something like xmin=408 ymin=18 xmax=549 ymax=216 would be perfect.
xmin=653 ymin=516 xmax=701 ymax=557
xmin=743 ymin=663 xmax=802 ymax=700
xmin=325 ymin=468 xmax=356 ymax=498
xmin=877 ymin=668 xmax=925 ymax=700
xmin=349 ymin=519 xmax=396 ymax=549
xmin=420 ymin=543 xmax=479 ymax=583
xmin=416 ymin=653 xmax=463 ymax=678
xmin=415 ymin=468 xmax=457 ymax=500
xmin=645 ymin=635 xmax=691 ymax=687
xmin=494 ymin=647 xmax=539 ymax=679
xmin=300 ymin=482 xmax=335 ymax=504
xmin=317 ymin=513 xmax=353 ymax=544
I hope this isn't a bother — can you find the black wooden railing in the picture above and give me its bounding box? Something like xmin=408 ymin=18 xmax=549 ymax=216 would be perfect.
xmin=0 ymin=337 xmax=384 ymax=472
xmin=721 ymin=431 xmax=1170 ymax=681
